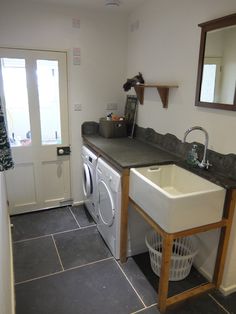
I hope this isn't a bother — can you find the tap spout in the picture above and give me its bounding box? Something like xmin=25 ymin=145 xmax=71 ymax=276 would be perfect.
xmin=183 ymin=126 xmax=209 ymax=169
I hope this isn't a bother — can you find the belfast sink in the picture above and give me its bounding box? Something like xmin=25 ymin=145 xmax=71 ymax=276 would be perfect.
xmin=129 ymin=164 xmax=226 ymax=233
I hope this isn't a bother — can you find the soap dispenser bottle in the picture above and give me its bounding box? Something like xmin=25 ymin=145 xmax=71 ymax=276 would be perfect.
xmin=187 ymin=144 xmax=198 ymax=166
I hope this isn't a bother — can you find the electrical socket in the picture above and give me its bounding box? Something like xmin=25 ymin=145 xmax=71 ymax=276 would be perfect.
xmin=130 ymin=19 xmax=140 ymax=32
xmin=106 ymin=103 xmax=118 ymax=110
xmin=73 ymin=56 xmax=80 ymax=65
xmin=74 ymin=104 xmax=82 ymax=111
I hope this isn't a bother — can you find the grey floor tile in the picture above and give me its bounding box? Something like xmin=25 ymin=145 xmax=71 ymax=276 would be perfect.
xmin=167 ymin=266 xmax=208 ymax=298
xmin=54 ymin=226 xmax=111 ymax=269
xmin=13 ymin=209 xmax=232 ymax=314
xmin=70 ymin=204 xmax=95 ymax=227
xmin=119 ymin=256 xmax=157 ymax=306
xmin=11 ymin=207 xmax=79 ymax=241
xmin=13 ymin=236 xmax=62 ymax=283
xmin=165 ymin=293 xmax=227 ymax=314
xmin=133 ymin=305 xmax=159 ymax=313
xmin=210 ymin=290 xmax=236 ymax=313
xmin=134 ymin=293 xmax=228 ymax=314
xmin=15 ymin=258 xmax=144 ymax=314
xmin=126 ymin=253 xmax=207 ymax=298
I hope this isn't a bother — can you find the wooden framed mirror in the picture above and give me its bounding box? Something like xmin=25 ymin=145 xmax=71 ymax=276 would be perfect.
xmin=195 ymin=13 xmax=236 ymax=111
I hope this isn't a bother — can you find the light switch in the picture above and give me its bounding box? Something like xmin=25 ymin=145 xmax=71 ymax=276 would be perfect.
xmin=72 ymin=18 xmax=80 ymax=28
xmin=73 ymin=56 xmax=80 ymax=65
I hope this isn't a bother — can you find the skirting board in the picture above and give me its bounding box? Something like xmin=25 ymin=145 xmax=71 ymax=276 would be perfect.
xmin=219 ymin=284 xmax=236 ymax=296
xmin=194 ymin=264 xmax=236 ymax=296
xmin=73 ymin=200 xmax=84 ymax=206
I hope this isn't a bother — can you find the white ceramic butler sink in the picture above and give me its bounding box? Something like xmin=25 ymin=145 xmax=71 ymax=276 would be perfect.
xmin=129 ymin=164 xmax=226 ymax=233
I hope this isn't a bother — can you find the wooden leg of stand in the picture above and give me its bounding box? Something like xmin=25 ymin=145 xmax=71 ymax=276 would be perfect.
xmin=213 ymin=190 xmax=236 ymax=287
xmin=158 ymin=234 xmax=173 ymax=313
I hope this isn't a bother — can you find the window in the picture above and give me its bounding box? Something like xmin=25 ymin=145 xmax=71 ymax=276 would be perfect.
xmin=37 ymin=60 xmax=62 ymax=145
xmin=200 ymin=57 xmax=222 ymax=103
xmin=1 ymin=58 xmax=31 ymax=147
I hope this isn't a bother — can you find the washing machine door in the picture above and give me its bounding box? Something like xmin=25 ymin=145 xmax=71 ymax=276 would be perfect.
xmin=98 ymin=179 xmax=115 ymax=227
xmin=82 ymin=162 xmax=93 ymax=197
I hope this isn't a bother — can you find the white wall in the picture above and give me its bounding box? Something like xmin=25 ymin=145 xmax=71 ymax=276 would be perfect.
xmin=0 ymin=0 xmax=128 ymax=203
xmin=127 ymin=0 xmax=236 ymax=294
xmin=127 ymin=0 xmax=236 ymax=154
xmin=0 ymin=173 xmax=14 ymax=314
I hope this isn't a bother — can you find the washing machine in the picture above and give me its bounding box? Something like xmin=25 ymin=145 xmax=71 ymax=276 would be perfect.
xmin=96 ymin=157 xmax=151 ymax=259
xmin=81 ymin=145 xmax=98 ymax=222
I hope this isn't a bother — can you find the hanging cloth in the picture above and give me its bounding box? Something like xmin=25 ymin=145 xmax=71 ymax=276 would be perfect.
xmin=0 ymin=99 xmax=13 ymax=171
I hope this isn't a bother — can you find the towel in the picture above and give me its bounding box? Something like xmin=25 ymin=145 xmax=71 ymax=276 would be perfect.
xmin=0 ymin=98 xmax=13 ymax=171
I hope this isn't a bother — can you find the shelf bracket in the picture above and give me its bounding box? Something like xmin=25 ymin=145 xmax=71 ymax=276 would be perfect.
xmin=133 ymin=84 xmax=178 ymax=108
xmin=156 ymin=87 xmax=169 ymax=108
xmin=134 ymin=85 xmax=145 ymax=105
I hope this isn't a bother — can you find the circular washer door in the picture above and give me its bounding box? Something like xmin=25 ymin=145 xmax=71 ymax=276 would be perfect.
xmin=98 ymin=179 xmax=115 ymax=227
xmin=82 ymin=163 xmax=93 ymax=197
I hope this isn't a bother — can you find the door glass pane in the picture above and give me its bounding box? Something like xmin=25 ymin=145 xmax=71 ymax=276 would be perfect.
xmin=1 ymin=58 xmax=31 ymax=147
xmin=37 ymin=60 xmax=62 ymax=145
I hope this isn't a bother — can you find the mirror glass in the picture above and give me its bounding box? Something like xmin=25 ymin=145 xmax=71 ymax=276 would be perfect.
xmin=200 ymin=26 xmax=236 ymax=104
xmin=195 ymin=14 xmax=236 ymax=110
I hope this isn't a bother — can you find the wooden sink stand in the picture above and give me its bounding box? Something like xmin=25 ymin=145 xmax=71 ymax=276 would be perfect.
xmin=120 ymin=170 xmax=236 ymax=313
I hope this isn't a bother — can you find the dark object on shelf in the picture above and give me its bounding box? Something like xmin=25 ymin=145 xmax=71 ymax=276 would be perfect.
xmin=123 ymin=72 xmax=145 ymax=92
xmin=81 ymin=121 xmax=99 ymax=135
xmin=99 ymin=118 xmax=127 ymax=138
xmin=124 ymin=95 xmax=138 ymax=137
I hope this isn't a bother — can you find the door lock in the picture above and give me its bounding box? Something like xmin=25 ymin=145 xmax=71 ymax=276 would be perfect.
xmin=57 ymin=146 xmax=71 ymax=156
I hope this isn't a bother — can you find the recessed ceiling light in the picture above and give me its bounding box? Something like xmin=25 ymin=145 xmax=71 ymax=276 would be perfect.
xmin=105 ymin=0 xmax=121 ymax=7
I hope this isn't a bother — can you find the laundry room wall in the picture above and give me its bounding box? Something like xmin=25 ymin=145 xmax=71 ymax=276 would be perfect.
xmin=0 ymin=0 xmax=128 ymax=203
xmin=126 ymin=0 xmax=236 ymax=155
xmin=0 ymin=173 xmax=14 ymax=314
xmin=126 ymin=0 xmax=236 ymax=294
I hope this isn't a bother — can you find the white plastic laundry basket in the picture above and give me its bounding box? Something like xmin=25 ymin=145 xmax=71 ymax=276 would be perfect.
xmin=145 ymin=231 xmax=198 ymax=281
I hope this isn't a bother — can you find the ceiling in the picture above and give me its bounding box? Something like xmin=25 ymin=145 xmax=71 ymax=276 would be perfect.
xmin=26 ymin=0 xmax=146 ymax=13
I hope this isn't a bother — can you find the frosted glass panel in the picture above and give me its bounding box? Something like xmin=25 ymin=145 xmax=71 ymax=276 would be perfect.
xmin=1 ymin=58 xmax=31 ymax=147
xmin=37 ymin=60 xmax=62 ymax=145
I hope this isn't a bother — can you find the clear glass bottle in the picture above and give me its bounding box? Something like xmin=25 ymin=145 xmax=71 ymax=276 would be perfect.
xmin=187 ymin=144 xmax=198 ymax=166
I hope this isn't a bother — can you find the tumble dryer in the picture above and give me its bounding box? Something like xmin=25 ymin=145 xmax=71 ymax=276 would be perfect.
xmin=81 ymin=146 xmax=98 ymax=222
xmin=96 ymin=157 xmax=151 ymax=259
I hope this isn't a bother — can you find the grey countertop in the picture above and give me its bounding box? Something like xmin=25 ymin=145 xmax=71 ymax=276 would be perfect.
xmin=83 ymin=135 xmax=180 ymax=169
xmin=83 ymin=134 xmax=236 ymax=190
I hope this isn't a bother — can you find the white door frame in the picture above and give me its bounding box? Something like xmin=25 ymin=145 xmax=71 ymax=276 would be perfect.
xmin=0 ymin=48 xmax=72 ymax=214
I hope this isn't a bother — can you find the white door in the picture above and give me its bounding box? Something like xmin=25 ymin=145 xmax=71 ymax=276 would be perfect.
xmin=0 ymin=48 xmax=71 ymax=214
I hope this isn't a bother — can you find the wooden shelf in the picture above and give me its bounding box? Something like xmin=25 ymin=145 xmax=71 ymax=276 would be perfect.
xmin=133 ymin=84 xmax=178 ymax=108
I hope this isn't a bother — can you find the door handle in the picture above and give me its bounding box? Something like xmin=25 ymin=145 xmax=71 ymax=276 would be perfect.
xmin=57 ymin=146 xmax=71 ymax=156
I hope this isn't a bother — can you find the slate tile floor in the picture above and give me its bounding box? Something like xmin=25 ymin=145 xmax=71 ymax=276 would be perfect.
xmin=11 ymin=205 xmax=236 ymax=314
